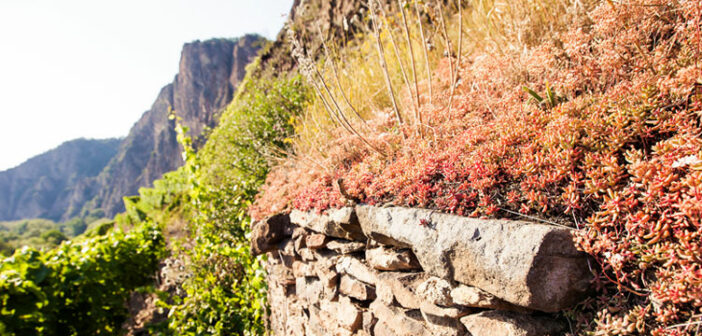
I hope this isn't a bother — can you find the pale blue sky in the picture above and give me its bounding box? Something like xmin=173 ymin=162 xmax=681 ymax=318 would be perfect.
xmin=0 ymin=0 xmax=293 ymax=170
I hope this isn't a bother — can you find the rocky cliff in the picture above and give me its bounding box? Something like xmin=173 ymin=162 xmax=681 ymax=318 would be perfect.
xmin=0 ymin=35 xmax=265 ymax=221
xmin=0 ymin=138 xmax=121 ymax=221
xmin=90 ymin=35 xmax=264 ymax=217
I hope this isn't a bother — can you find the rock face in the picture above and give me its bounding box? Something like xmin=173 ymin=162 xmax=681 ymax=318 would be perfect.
xmin=0 ymin=138 xmax=121 ymax=221
xmin=263 ymin=205 xmax=585 ymax=336
xmin=356 ymin=205 xmax=592 ymax=312
xmin=93 ymin=35 xmax=264 ymax=216
xmin=0 ymin=36 xmax=263 ymax=222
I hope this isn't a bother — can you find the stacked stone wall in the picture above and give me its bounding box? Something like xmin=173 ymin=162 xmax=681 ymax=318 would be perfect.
xmin=252 ymin=206 xmax=593 ymax=336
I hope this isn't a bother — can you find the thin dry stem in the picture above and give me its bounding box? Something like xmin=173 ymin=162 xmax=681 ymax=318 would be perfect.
xmin=398 ymin=0 xmax=423 ymax=138
xmin=414 ymin=0 xmax=433 ymax=105
xmin=317 ymin=25 xmax=368 ymax=125
xmin=379 ymin=3 xmax=419 ymax=137
xmin=369 ymin=0 xmax=404 ymax=126
xmin=313 ymin=65 xmax=387 ymax=156
xmin=447 ymin=0 xmax=463 ymax=115
xmin=437 ymin=3 xmax=455 ymax=114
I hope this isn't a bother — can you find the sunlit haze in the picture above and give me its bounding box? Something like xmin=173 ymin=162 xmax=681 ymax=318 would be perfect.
xmin=0 ymin=0 xmax=293 ymax=170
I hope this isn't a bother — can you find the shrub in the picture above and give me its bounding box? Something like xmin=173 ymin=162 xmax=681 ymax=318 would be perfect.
xmin=166 ymin=73 xmax=310 ymax=335
xmin=0 ymin=220 xmax=165 ymax=335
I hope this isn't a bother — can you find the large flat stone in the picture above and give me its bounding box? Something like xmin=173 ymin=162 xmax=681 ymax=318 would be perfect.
xmin=460 ymin=311 xmax=566 ymax=336
xmin=416 ymin=276 xmax=454 ymax=306
xmin=356 ymin=205 xmax=592 ymax=312
xmin=306 ymin=233 xmax=328 ymax=249
xmin=290 ymin=207 xmax=366 ymax=241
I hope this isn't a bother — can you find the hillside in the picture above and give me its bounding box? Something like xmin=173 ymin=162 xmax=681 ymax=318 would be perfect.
xmin=1 ymin=0 xmax=700 ymax=335
xmin=0 ymin=138 xmax=120 ymax=221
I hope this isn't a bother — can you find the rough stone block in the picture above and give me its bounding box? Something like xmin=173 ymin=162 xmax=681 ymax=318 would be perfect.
xmin=419 ymin=302 xmax=472 ymax=319
xmin=356 ymin=205 xmax=592 ymax=312
xmin=340 ymin=275 xmax=376 ymax=301
xmin=290 ymin=207 xmax=366 ymax=241
xmin=366 ymin=246 xmax=421 ymax=271
xmin=292 ymin=261 xmax=316 ymax=278
xmin=250 ymin=213 xmax=290 ymax=256
xmin=460 ymin=310 xmax=566 ymax=336
xmin=335 ymin=256 xmax=378 ymax=285
xmin=421 ymin=310 xmax=468 ymax=336
xmin=362 ymin=311 xmax=376 ymax=334
xmin=369 ymin=300 xmax=431 ymax=336
xmin=327 ymin=239 xmax=366 ymax=254
xmin=296 ymin=277 xmax=324 ymax=306
xmin=451 ymin=284 xmax=530 ymax=312
xmin=306 ymin=233 xmax=329 ymax=249
xmin=375 ymin=272 xmax=429 ymax=309
xmin=298 ymin=248 xmax=316 ymax=261
xmin=416 ymin=276 xmax=454 ymax=306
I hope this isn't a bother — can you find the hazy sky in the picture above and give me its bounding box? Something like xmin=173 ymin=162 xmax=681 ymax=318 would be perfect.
xmin=0 ymin=0 xmax=293 ymax=170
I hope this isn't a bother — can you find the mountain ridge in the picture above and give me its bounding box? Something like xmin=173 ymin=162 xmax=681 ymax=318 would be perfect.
xmin=0 ymin=35 xmax=265 ymax=221
xmin=0 ymin=138 xmax=121 ymax=221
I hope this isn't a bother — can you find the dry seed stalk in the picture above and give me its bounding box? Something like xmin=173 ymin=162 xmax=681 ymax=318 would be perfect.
xmin=398 ymin=0 xmax=423 ymax=137
xmin=436 ymin=2 xmax=454 ymax=114
xmin=447 ymin=0 xmax=463 ymax=115
xmin=316 ymin=25 xmax=368 ymax=125
xmin=378 ymin=3 xmax=417 ymax=133
xmin=369 ymin=0 xmax=404 ymax=126
xmin=414 ymin=0 xmax=433 ymax=105
xmin=312 ymin=64 xmax=386 ymax=156
xmin=288 ymin=29 xmax=385 ymax=156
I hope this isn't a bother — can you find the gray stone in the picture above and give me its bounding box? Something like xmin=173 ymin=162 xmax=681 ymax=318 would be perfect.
xmin=327 ymin=239 xmax=366 ymax=254
xmin=250 ymin=213 xmax=290 ymax=256
xmin=419 ymin=302 xmax=472 ymax=319
xmin=416 ymin=276 xmax=454 ymax=306
xmin=290 ymin=208 xmax=366 ymax=241
xmin=292 ymin=261 xmax=315 ymax=278
xmin=340 ymin=275 xmax=376 ymax=301
xmin=306 ymin=233 xmax=328 ymax=249
xmin=296 ymin=277 xmax=324 ymax=306
xmin=460 ymin=310 xmax=566 ymax=336
xmin=451 ymin=284 xmax=530 ymax=312
xmin=421 ymin=311 xmax=468 ymax=336
xmin=366 ymin=246 xmax=421 ymax=271
xmin=335 ymin=256 xmax=378 ymax=285
xmin=376 ymin=272 xmax=430 ymax=309
xmin=356 ymin=205 xmax=591 ymax=312
xmin=369 ymin=300 xmax=431 ymax=336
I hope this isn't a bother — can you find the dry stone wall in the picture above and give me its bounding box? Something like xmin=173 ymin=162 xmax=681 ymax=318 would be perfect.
xmin=252 ymin=206 xmax=594 ymax=336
